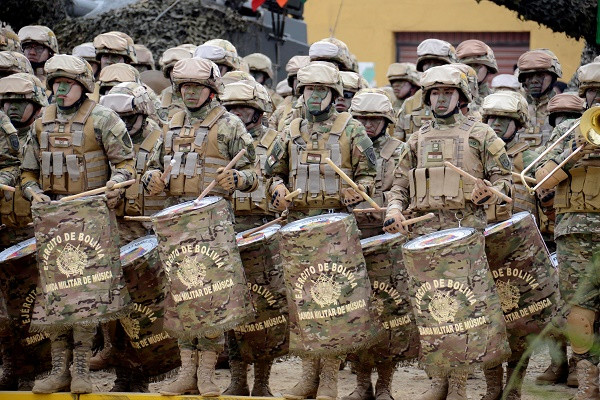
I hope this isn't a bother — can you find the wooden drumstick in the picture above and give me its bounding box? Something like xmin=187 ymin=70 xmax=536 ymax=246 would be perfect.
xmin=0 ymin=184 xmax=15 ymax=193
xmin=195 ymin=149 xmax=246 ymax=204
xmin=352 ymin=207 xmax=387 ymax=214
xmin=124 ymin=216 xmax=153 ymax=222
xmin=242 ymin=215 xmax=287 ymax=238
xmin=401 ymin=212 xmax=435 ymax=227
xmin=59 ymin=179 xmax=136 ymax=202
xmin=284 ymin=188 xmax=302 ymax=201
xmin=162 ymin=159 xmax=176 ymax=184
xmin=324 ymin=158 xmax=382 ymax=210
xmin=512 ymin=172 xmax=537 ymax=185
xmin=26 ymin=187 xmax=44 ymax=203
xmin=443 ymin=161 xmax=512 ymax=204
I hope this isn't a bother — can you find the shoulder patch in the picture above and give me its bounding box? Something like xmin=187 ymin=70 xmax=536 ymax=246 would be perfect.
xmin=364 ymin=146 xmax=377 ymax=167
xmin=498 ymin=153 xmax=511 ymax=171
xmin=8 ymin=133 xmax=19 ymax=153
xmin=468 ymin=138 xmax=480 ymax=149
xmin=488 ymin=137 xmax=506 ymax=156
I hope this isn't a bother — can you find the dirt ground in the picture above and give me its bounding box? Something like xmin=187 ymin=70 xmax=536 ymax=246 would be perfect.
xmin=85 ymin=346 xmax=577 ymax=399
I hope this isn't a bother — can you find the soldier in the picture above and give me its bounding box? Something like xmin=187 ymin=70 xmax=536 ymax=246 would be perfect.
xmin=456 ymin=39 xmax=498 ymax=106
xmin=350 ymin=88 xmax=402 ymax=239
xmin=383 ymin=64 xmax=512 ymax=400
xmin=158 ymin=45 xmax=194 ymax=121
xmin=335 ymin=71 xmax=368 ymax=113
xmin=93 ymin=31 xmax=137 ymax=71
xmin=395 ymin=39 xmax=457 ymax=141
xmin=19 ymin=54 xmax=135 ymax=394
xmin=276 ymin=79 xmax=292 ymax=99
xmin=268 ymin=55 xmax=310 ymax=132
xmin=547 ymin=92 xmax=586 ymax=129
xmin=72 ymin=43 xmax=101 ymax=79
xmin=244 ymin=52 xmax=284 ymax=108
xmin=386 ymin=63 xmax=420 ymax=113
xmin=194 ymin=39 xmax=243 ymax=76
xmin=533 ymin=60 xmax=600 ymax=400
xmin=450 ymin=63 xmax=482 ymax=118
xmin=0 ymin=27 xmax=21 ymax=53
xmin=0 ymin=73 xmax=48 ymax=389
xmin=132 ymin=44 xmax=155 ymax=73
xmin=221 ymin=70 xmax=256 ymax=86
xmin=141 ymin=57 xmax=257 ymax=396
xmin=490 ymin=74 xmax=523 ymax=94
xmin=0 ymin=51 xmax=34 ymax=78
xmin=309 ymin=37 xmax=354 ymax=72
xmin=17 ymin=25 xmax=58 ymax=87
xmin=264 ymin=61 xmax=377 ymax=400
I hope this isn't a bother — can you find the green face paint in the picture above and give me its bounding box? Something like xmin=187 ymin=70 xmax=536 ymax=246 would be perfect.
xmin=487 ymin=117 xmax=517 ymax=142
xmin=3 ymin=101 xmax=30 ymax=123
xmin=181 ymin=84 xmax=208 ymax=109
xmin=431 ymin=91 xmax=457 ymax=115
xmin=305 ymin=87 xmax=331 ymax=115
xmin=55 ymin=81 xmax=72 ymax=107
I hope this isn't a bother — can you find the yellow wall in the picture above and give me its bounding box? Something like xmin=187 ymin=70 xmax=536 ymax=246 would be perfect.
xmin=304 ymin=0 xmax=584 ymax=86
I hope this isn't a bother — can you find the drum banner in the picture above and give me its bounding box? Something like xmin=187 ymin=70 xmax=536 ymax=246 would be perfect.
xmin=31 ymin=196 xmax=130 ymax=331
xmin=402 ymin=228 xmax=510 ymax=376
xmin=280 ymin=213 xmax=383 ymax=358
xmin=152 ymin=197 xmax=255 ymax=340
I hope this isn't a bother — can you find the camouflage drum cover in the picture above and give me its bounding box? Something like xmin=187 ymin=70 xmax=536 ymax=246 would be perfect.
xmin=279 ymin=213 xmax=382 ymax=357
xmin=402 ymin=228 xmax=510 ymax=376
xmin=361 ymin=233 xmax=419 ymax=362
xmin=233 ymin=224 xmax=289 ymax=362
xmin=152 ymin=197 xmax=254 ymax=339
xmin=119 ymin=236 xmax=180 ymax=378
xmin=0 ymin=238 xmax=51 ymax=375
xmin=484 ymin=212 xmax=559 ymax=337
xmin=31 ymin=196 xmax=129 ymax=331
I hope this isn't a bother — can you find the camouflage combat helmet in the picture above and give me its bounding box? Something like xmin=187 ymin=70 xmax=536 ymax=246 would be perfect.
xmin=93 ymin=31 xmax=137 ymax=63
xmin=171 ymin=57 xmax=223 ymax=94
xmin=0 ymin=51 xmax=34 ymax=76
xmin=451 ymin=63 xmax=479 ymax=101
xmin=482 ymin=91 xmax=529 ymax=127
xmin=340 ymin=71 xmax=368 ymax=93
xmin=98 ymin=63 xmax=141 ymax=92
xmin=0 ymin=27 xmax=21 ymax=53
xmin=577 ymin=62 xmax=600 ymax=97
xmin=286 ymin=55 xmax=310 ymax=87
xmin=456 ymin=39 xmax=498 ymax=74
xmin=45 ymin=54 xmax=95 ymax=93
xmin=221 ymin=70 xmax=255 ymax=86
xmin=517 ymin=49 xmax=562 ymax=82
xmin=276 ymin=79 xmax=292 ymax=97
xmin=296 ymin=61 xmax=343 ymax=97
xmin=100 ymin=81 xmax=155 ymax=116
xmin=220 ymin=79 xmax=273 ymax=113
xmin=547 ymin=92 xmax=586 ymax=126
xmin=244 ymin=53 xmax=274 ymax=80
xmin=350 ymin=88 xmax=396 ymax=124
xmin=72 ymin=42 xmax=99 ymax=66
xmin=386 ymin=63 xmax=420 ymax=86
xmin=350 ymin=53 xmax=360 ymax=73
xmin=194 ymin=39 xmax=241 ymax=71
xmin=133 ymin=44 xmax=155 ymax=70
xmin=416 ymin=39 xmax=457 ymax=72
xmin=160 ymin=46 xmax=193 ymax=79
xmin=491 ymin=74 xmax=522 ymax=92
xmin=309 ymin=38 xmax=353 ymax=72
xmin=421 ymin=64 xmax=472 ymax=105
xmin=18 ymin=25 xmax=59 ymax=55
xmin=0 ymin=72 xmax=48 ymax=107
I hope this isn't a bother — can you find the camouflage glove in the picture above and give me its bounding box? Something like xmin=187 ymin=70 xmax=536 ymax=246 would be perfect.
xmin=216 ymin=168 xmax=246 ymax=191
xmin=142 ymin=170 xmax=165 ymax=196
xmin=341 ymin=185 xmax=365 ymax=207
xmin=383 ymin=210 xmax=408 ymax=235
xmin=105 ymin=180 xmax=124 ymax=209
xmin=471 ymin=179 xmax=498 ymax=205
xmin=271 ymin=183 xmax=290 ymax=212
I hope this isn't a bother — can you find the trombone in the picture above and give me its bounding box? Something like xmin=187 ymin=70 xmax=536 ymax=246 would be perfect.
xmin=520 ymin=106 xmax=600 ymax=194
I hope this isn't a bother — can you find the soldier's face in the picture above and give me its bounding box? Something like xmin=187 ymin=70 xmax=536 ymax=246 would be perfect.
xmin=181 ymin=83 xmax=211 ymax=109
xmin=356 ymin=116 xmax=386 ymax=138
xmin=2 ymin=100 xmax=35 ymax=124
xmin=487 ymin=116 xmax=517 ymax=142
xmin=429 ymin=87 xmax=459 ymax=116
xmin=23 ymin=43 xmax=50 ymax=64
xmin=90 ymin=62 xmax=100 ymax=78
xmin=421 ymin=60 xmax=445 ymax=72
xmin=228 ymin=106 xmax=260 ymax=126
xmin=585 ymin=89 xmax=600 ymax=107
xmin=335 ymin=91 xmax=354 ymax=112
xmin=251 ymin=71 xmax=267 ymax=85
xmin=304 ymin=85 xmax=333 ymax=115
xmin=100 ymin=54 xmax=126 ymax=70
xmin=522 ymin=72 xmax=553 ymax=98
xmin=120 ymin=113 xmax=144 ymax=135
xmin=391 ymin=80 xmax=413 ymax=100
xmin=52 ymin=78 xmax=83 ymax=108
xmin=471 ymin=64 xmax=489 ymax=84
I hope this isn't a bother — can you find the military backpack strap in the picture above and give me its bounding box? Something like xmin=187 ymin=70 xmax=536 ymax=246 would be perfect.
xmin=161 ymin=90 xmax=173 ymax=108
xmin=506 ymin=141 xmax=530 ymax=158
xmin=166 ymin=110 xmax=186 ymax=152
xmin=330 ymin=112 xmax=352 ymax=135
xmin=380 ymin=137 xmax=402 ymax=161
xmin=71 ymin=99 xmax=96 ymax=147
xmin=39 ymin=104 xmax=58 ymax=150
xmin=200 ymin=105 xmax=226 ymax=129
xmin=290 ymin=117 xmax=306 ymax=147
xmin=259 ymin=128 xmax=279 ymax=149
xmin=136 ymin=127 xmax=163 ymax=171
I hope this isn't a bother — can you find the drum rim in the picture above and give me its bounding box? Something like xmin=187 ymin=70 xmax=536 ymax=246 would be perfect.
xmin=484 ymin=211 xmax=533 ymax=235
xmin=152 ymin=196 xmax=222 ymax=217
xmin=403 ymin=227 xmax=477 ymax=251
xmin=120 ymin=235 xmax=158 ymax=254
xmin=0 ymin=236 xmax=37 ymax=261
xmin=280 ymin=212 xmax=349 ymax=232
xmin=360 ymin=232 xmax=403 ymax=248
xmin=236 ymin=224 xmax=281 ymax=247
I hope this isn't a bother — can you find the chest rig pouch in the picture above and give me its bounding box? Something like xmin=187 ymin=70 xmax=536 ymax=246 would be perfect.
xmin=164 ymin=106 xmax=229 ymax=198
xmin=374 ymin=137 xmax=402 ymax=206
xmin=234 ymin=128 xmax=278 ymax=215
xmin=409 ymin=118 xmax=478 ymax=211
xmin=1 ymin=135 xmax=32 ymax=227
xmin=555 ymin=157 xmax=600 ymax=214
xmin=37 ymin=100 xmax=108 ymax=195
xmin=289 ymin=112 xmax=352 ymax=210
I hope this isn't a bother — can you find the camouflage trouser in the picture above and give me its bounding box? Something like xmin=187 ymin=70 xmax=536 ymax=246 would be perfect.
xmin=51 ymin=324 xmax=96 ymax=345
xmin=179 ymin=334 xmax=225 ymax=352
xmin=556 ymin=233 xmax=600 ymax=312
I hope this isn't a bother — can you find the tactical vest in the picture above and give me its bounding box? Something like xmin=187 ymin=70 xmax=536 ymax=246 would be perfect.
xmin=520 ymin=101 xmax=552 ymax=150
xmin=120 ymin=124 xmax=166 ymax=217
xmin=408 ymin=118 xmax=481 ymax=211
xmin=234 ymin=128 xmax=278 ymax=216
xmin=0 ymin=133 xmax=31 ymax=229
xmin=35 ymin=99 xmax=109 ymax=195
xmin=278 ymin=100 xmax=294 ymax=132
xmin=288 ymin=112 xmax=353 ymax=210
xmin=164 ymin=106 xmax=230 ymax=198
xmin=554 ymin=156 xmax=600 ymax=214
xmin=373 ymin=137 xmax=402 ymax=206
xmin=397 ymin=90 xmax=433 ymax=142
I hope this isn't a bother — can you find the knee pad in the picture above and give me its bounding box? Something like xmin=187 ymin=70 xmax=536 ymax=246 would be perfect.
xmin=567 ymin=306 xmax=597 ymax=355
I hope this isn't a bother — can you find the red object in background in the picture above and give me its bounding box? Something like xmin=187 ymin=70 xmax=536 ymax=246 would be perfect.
xmin=276 ymin=0 xmax=289 ymax=6
xmin=251 ymin=0 xmax=267 ymax=11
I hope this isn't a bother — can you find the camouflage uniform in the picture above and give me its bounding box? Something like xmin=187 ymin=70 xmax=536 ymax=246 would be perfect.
xmin=456 ymin=39 xmax=498 ymax=110
xmin=17 ymin=25 xmax=58 ymax=89
xmin=268 ymin=55 xmax=310 ymax=132
xmin=386 ymin=63 xmax=420 ymax=113
xmin=158 ymin=46 xmax=193 ymax=121
xmin=243 ymin=53 xmax=283 ymax=110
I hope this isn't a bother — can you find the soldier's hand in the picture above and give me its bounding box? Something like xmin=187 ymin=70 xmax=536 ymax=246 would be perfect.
xmin=471 ymin=179 xmax=498 ymax=205
xmin=105 ymin=180 xmax=125 ymax=209
xmin=271 ymin=184 xmax=290 ymax=212
xmin=142 ymin=170 xmax=165 ymax=196
xmin=383 ymin=210 xmax=408 ymax=235
xmin=216 ymin=168 xmax=244 ymax=191
xmin=341 ymin=185 xmax=365 ymax=207
xmin=32 ymin=193 xmax=51 ymax=204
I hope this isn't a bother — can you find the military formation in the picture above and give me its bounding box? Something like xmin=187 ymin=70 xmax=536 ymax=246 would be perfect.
xmin=0 ymin=20 xmax=598 ymax=400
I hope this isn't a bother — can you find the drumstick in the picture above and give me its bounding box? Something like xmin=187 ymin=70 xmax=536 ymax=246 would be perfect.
xmin=401 ymin=212 xmax=435 ymax=227
xmin=443 ymin=161 xmax=512 ymax=204
xmin=324 ymin=158 xmax=382 ymax=210
xmin=284 ymin=188 xmax=302 ymax=201
xmin=512 ymin=172 xmax=537 ymax=185
xmin=194 ymin=149 xmax=246 ymax=204
xmin=59 ymin=179 xmax=136 ymax=202
xmin=352 ymin=207 xmax=387 ymax=214
xmin=124 ymin=215 xmax=152 ymax=222
xmin=26 ymin=187 xmax=44 ymax=203
xmin=162 ymin=159 xmax=176 ymax=184
xmin=242 ymin=215 xmax=287 ymax=238
xmin=0 ymin=184 xmax=15 ymax=192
